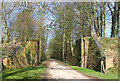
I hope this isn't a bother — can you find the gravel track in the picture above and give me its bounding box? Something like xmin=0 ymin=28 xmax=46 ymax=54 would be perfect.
xmin=39 ymin=59 xmax=101 ymax=81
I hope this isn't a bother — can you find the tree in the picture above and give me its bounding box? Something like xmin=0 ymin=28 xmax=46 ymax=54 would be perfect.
xmin=14 ymin=9 xmax=35 ymax=41
xmin=116 ymin=2 xmax=120 ymax=37
xmin=107 ymin=2 xmax=117 ymax=37
xmin=100 ymin=2 xmax=103 ymax=37
xmin=103 ymin=2 xmax=106 ymax=37
xmin=2 ymin=2 xmax=17 ymax=41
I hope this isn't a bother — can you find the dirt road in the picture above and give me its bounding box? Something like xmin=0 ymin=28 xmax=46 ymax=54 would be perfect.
xmin=40 ymin=59 xmax=100 ymax=80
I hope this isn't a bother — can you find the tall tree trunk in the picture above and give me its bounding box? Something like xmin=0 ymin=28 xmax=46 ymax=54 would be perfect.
xmin=82 ymin=21 xmax=85 ymax=37
xmin=62 ymin=27 xmax=65 ymax=60
xmin=39 ymin=37 xmax=42 ymax=62
xmin=103 ymin=3 xmax=106 ymax=37
xmin=116 ymin=2 xmax=120 ymax=37
xmin=96 ymin=3 xmax=100 ymax=36
xmin=67 ymin=36 xmax=70 ymax=62
xmin=37 ymin=3 xmax=42 ymax=63
xmin=97 ymin=11 xmax=100 ymax=36
xmin=100 ymin=5 xmax=103 ymax=37
xmin=44 ymin=33 xmax=49 ymax=59
xmin=19 ymin=2 xmax=22 ymax=40
xmin=111 ymin=2 xmax=117 ymax=37
xmin=70 ymin=32 xmax=74 ymax=57
xmin=93 ymin=2 xmax=99 ymax=37
xmin=39 ymin=14 xmax=43 ymax=62
xmin=88 ymin=11 xmax=92 ymax=37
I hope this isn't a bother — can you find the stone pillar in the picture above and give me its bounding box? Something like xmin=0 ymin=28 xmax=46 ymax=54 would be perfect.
xmin=105 ymin=56 xmax=113 ymax=71
xmin=81 ymin=38 xmax=84 ymax=68
xmin=84 ymin=38 xmax=89 ymax=68
xmin=81 ymin=37 xmax=90 ymax=68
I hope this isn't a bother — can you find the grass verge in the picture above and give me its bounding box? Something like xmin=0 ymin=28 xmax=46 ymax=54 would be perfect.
xmin=2 ymin=64 xmax=45 ymax=81
xmin=64 ymin=62 xmax=118 ymax=79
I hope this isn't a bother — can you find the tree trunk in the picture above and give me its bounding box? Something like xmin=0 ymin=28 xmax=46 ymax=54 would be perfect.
xmin=44 ymin=33 xmax=49 ymax=59
xmin=70 ymin=32 xmax=74 ymax=57
xmin=111 ymin=2 xmax=117 ymax=37
xmin=100 ymin=5 xmax=103 ymax=37
xmin=88 ymin=12 xmax=92 ymax=37
xmin=93 ymin=2 xmax=99 ymax=37
xmin=39 ymin=37 xmax=42 ymax=62
xmin=116 ymin=2 xmax=120 ymax=37
xmin=103 ymin=3 xmax=106 ymax=37
xmin=62 ymin=27 xmax=65 ymax=60
xmin=37 ymin=3 xmax=42 ymax=63
xmin=96 ymin=3 xmax=100 ymax=36
xmin=82 ymin=21 xmax=85 ymax=37
xmin=67 ymin=36 xmax=70 ymax=62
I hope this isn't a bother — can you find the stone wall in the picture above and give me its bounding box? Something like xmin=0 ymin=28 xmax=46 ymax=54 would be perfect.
xmin=87 ymin=37 xmax=101 ymax=71
xmin=105 ymin=56 xmax=113 ymax=70
xmin=2 ymin=41 xmax=39 ymax=69
xmin=76 ymin=37 xmax=114 ymax=72
xmin=98 ymin=37 xmax=118 ymax=68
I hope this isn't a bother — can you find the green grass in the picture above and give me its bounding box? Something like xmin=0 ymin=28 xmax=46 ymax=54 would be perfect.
xmin=68 ymin=65 xmax=118 ymax=79
xmin=2 ymin=64 xmax=45 ymax=81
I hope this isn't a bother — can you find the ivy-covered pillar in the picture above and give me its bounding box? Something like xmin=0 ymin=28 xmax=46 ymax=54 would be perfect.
xmin=81 ymin=37 xmax=90 ymax=68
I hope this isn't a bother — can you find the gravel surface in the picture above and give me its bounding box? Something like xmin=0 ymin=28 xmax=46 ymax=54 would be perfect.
xmin=40 ymin=59 xmax=101 ymax=81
